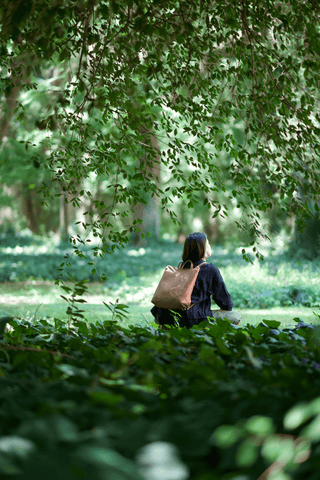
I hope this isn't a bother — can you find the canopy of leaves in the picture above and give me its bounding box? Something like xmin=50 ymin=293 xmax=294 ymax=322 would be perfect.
xmin=1 ymin=0 xmax=320 ymax=256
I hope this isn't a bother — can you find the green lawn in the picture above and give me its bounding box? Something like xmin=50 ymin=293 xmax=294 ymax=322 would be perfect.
xmin=0 ymin=280 xmax=318 ymax=328
xmin=1 ymin=240 xmax=320 ymax=328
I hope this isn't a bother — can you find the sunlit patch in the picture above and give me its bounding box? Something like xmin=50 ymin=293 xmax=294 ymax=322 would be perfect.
xmin=127 ymin=248 xmax=146 ymax=257
xmin=136 ymin=441 xmax=189 ymax=480
xmin=193 ymin=217 xmax=203 ymax=230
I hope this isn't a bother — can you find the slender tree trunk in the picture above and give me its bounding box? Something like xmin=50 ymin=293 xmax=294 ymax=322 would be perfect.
xmin=0 ymin=85 xmax=20 ymax=143
xmin=22 ymin=190 xmax=39 ymax=234
xmin=60 ymin=191 xmax=69 ymax=242
xmin=131 ymin=130 xmax=161 ymax=246
xmin=0 ymin=59 xmax=29 ymax=144
xmin=203 ymin=215 xmax=221 ymax=243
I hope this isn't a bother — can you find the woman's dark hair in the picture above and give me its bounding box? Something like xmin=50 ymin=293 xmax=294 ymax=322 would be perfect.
xmin=181 ymin=232 xmax=207 ymax=265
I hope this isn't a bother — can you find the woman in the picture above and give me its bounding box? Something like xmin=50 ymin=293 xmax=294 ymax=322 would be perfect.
xmin=151 ymin=232 xmax=241 ymax=329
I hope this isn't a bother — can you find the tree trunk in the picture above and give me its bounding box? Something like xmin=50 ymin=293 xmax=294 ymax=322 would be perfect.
xmin=0 ymin=59 xmax=29 ymax=144
xmin=131 ymin=131 xmax=161 ymax=246
xmin=0 ymin=84 xmax=20 ymax=143
xmin=60 ymin=191 xmax=69 ymax=242
xmin=203 ymin=215 xmax=221 ymax=243
xmin=22 ymin=190 xmax=39 ymax=234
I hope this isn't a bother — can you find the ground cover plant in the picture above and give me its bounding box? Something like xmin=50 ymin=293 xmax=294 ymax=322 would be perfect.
xmin=1 ymin=315 xmax=320 ymax=479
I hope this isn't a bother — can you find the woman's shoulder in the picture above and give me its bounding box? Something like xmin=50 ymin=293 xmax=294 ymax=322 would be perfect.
xmin=201 ymin=262 xmax=220 ymax=274
xmin=201 ymin=261 xmax=215 ymax=267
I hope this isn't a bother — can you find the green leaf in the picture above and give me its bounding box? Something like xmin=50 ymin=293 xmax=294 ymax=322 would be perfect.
xmin=243 ymin=346 xmax=263 ymax=369
xmin=212 ymin=425 xmax=242 ymax=447
xmin=59 ymin=49 xmax=70 ymax=61
xmin=262 ymin=435 xmax=295 ymax=464
xmin=301 ymin=415 xmax=320 ymax=440
xmin=215 ymin=337 xmax=231 ymax=355
xmin=0 ymin=316 xmax=13 ymax=335
xmin=55 ymin=364 xmax=89 ymax=378
xmin=236 ymin=439 xmax=259 ymax=467
xmin=263 ymin=320 xmax=281 ymax=329
xmin=0 ymin=436 xmax=36 ymax=459
xmin=245 ymin=416 xmax=275 ymax=436
xmin=89 ymin=390 xmax=123 ymax=406
xmin=75 ymin=446 xmax=143 ymax=479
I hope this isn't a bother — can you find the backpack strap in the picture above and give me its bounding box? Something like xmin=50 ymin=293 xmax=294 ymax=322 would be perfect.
xmin=179 ymin=260 xmax=193 ymax=269
xmin=179 ymin=260 xmax=206 ymax=269
xmin=186 ymin=261 xmax=205 ymax=310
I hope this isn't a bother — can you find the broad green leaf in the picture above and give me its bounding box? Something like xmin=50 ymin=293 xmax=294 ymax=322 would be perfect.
xmin=301 ymin=415 xmax=320 ymax=441
xmin=0 ymin=316 xmax=13 ymax=335
xmin=0 ymin=436 xmax=36 ymax=459
xmin=89 ymin=390 xmax=123 ymax=406
xmin=263 ymin=320 xmax=281 ymax=329
xmin=211 ymin=425 xmax=242 ymax=448
xmin=55 ymin=364 xmax=89 ymax=378
xmin=75 ymin=446 xmax=144 ymax=480
xmin=284 ymin=403 xmax=312 ymax=430
xmin=236 ymin=439 xmax=259 ymax=467
xmin=262 ymin=435 xmax=295 ymax=463
xmin=245 ymin=416 xmax=275 ymax=436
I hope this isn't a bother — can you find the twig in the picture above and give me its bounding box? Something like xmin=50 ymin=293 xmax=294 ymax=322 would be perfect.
xmin=33 ymin=303 xmax=43 ymax=322
xmin=77 ymin=6 xmax=94 ymax=79
xmin=140 ymin=313 xmax=151 ymax=327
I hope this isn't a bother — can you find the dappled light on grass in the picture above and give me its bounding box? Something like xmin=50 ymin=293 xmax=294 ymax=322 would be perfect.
xmin=219 ymin=260 xmax=320 ymax=309
xmin=223 ymin=259 xmax=320 ymax=288
xmin=0 ymin=286 xmax=319 ymax=329
xmin=0 ymin=282 xmax=62 ymax=305
xmin=1 ymin=240 xmax=320 ymax=327
xmin=127 ymin=248 xmax=146 ymax=257
xmin=110 ymin=281 xmax=159 ymax=306
xmin=241 ymin=308 xmax=319 ymax=327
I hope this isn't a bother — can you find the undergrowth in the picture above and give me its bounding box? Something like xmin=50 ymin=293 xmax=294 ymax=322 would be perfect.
xmin=1 ymin=316 xmax=320 ymax=479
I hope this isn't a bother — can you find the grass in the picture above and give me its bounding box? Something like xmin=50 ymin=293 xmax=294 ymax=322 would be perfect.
xmin=1 ymin=235 xmax=320 ymax=328
xmin=0 ymin=280 xmax=319 ymax=329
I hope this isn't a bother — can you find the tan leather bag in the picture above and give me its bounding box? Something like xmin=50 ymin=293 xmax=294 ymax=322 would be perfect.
xmin=151 ymin=260 xmax=204 ymax=310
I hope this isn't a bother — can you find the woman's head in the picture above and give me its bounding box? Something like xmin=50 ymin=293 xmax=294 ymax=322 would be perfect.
xmin=182 ymin=232 xmax=211 ymax=263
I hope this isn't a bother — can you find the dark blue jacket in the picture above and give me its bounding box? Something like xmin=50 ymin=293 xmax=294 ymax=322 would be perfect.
xmin=151 ymin=258 xmax=233 ymax=327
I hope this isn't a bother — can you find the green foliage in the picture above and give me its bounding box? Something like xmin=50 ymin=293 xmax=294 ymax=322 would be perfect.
xmin=0 ymin=139 xmax=57 ymax=234
xmin=0 ymin=228 xmax=44 ymax=247
xmin=59 ymin=278 xmax=90 ymax=323
xmin=0 ymin=139 xmax=49 ymax=187
xmin=0 ymin=316 xmax=13 ymax=335
xmin=233 ymin=283 xmax=320 ymax=309
xmin=0 ymin=233 xmax=183 ymax=282
xmin=287 ymin=216 xmax=320 ymax=260
xmin=103 ymin=298 xmax=130 ymax=323
xmin=1 ymin=317 xmax=320 ymax=478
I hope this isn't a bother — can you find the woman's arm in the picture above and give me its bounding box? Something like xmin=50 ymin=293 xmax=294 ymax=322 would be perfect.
xmin=212 ymin=309 xmax=231 ymax=313
xmin=209 ymin=265 xmax=234 ymax=311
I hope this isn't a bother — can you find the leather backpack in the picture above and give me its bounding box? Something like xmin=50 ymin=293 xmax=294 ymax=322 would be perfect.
xmin=151 ymin=260 xmax=204 ymax=310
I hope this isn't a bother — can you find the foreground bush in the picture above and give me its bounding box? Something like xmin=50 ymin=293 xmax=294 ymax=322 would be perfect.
xmin=1 ymin=316 xmax=320 ymax=479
